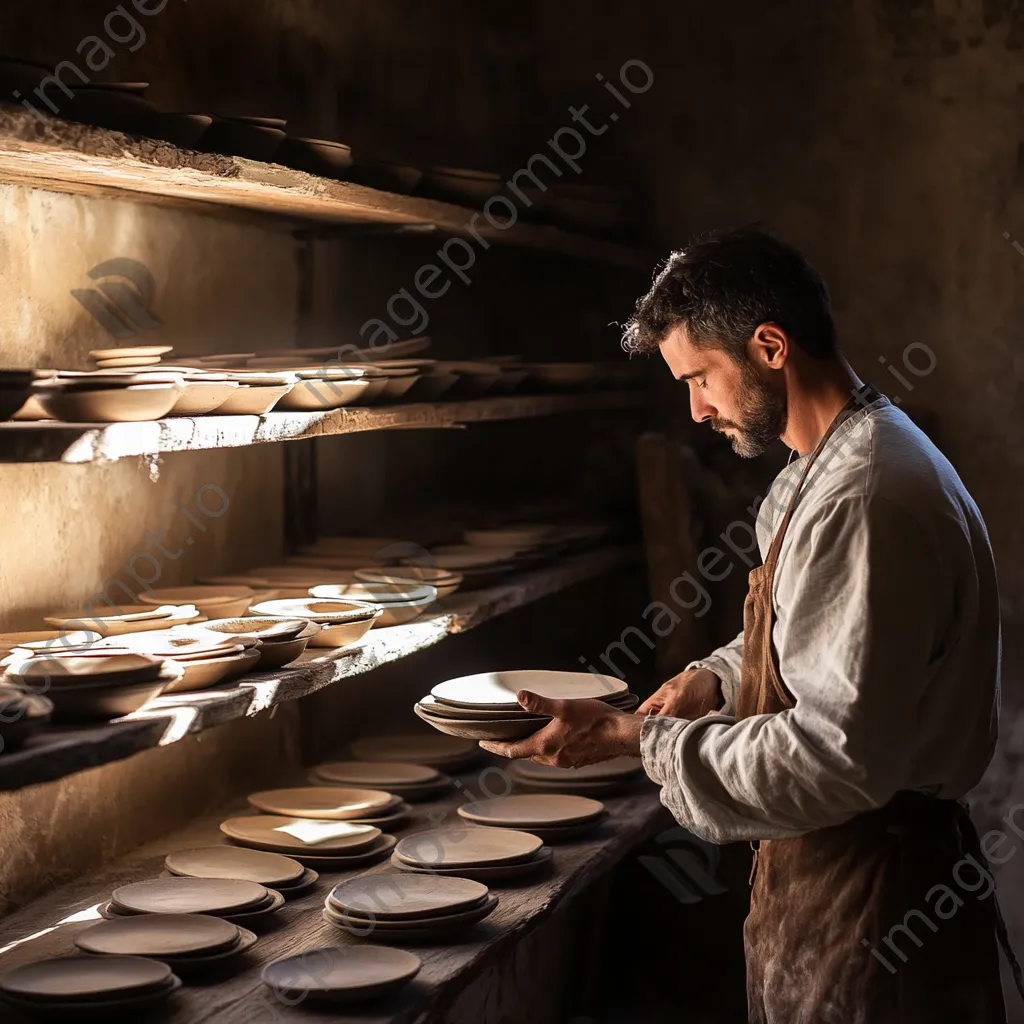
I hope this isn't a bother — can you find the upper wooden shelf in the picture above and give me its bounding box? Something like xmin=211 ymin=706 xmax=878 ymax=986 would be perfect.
xmin=0 ymin=106 xmax=648 ymax=269
xmin=0 ymin=391 xmax=643 ymax=465
xmin=0 ymin=545 xmax=639 ymax=793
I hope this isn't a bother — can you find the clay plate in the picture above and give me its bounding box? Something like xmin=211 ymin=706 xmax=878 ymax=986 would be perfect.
xmin=219 ymin=815 xmax=381 ymax=855
xmin=261 ymin=946 xmax=420 ymax=1004
xmin=165 ymin=846 xmax=304 ymax=888
xmin=247 ymin=786 xmax=397 ymax=820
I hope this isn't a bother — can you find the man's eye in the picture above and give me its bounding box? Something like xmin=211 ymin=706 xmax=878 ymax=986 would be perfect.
xmin=697 ymin=379 xmax=708 ymax=389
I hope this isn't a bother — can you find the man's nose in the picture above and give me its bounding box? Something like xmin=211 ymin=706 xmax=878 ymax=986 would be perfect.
xmin=690 ymin=387 xmax=714 ymax=424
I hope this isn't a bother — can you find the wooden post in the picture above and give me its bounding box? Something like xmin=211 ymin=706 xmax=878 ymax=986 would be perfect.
xmin=635 ymin=432 xmax=710 ymax=676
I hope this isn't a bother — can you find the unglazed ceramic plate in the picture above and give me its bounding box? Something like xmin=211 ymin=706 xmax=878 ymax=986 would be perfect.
xmin=310 ymin=760 xmax=440 ymax=787
xmin=112 ymin=877 xmax=268 ymax=916
xmin=247 ymin=786 xmax=397 ymax=820
xmin=73 ymin=913 xmax=240 ymax=958
xmin=262 ymin=945 xmax=420 ymax=1004
xmin=394 ymin=826 xmax=542 ymax=869
xmin=219 ymin=815 xmax=381 ymax=854
xmin=431 ymin=670 xmax=626 ymax=708
xmin=0 ymin=955 xmax=172 ymax=1001
xmin=326 ymin=873 xmax=488 ymax=920
xmin=164 ymin=846 xmax=304 ymax=888
xmin=348 ymin=733 xmax=480 ymax=767
xmin=456 ymin=794 xmax=605 ymax=828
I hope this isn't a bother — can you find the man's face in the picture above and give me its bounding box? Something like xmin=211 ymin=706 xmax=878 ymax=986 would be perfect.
xmin=659 ymin=324 xmax=787 ymax=458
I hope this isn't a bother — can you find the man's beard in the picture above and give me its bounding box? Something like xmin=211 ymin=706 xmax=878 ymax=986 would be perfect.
xmin=711 ymin=361 xmax=787 ymax=458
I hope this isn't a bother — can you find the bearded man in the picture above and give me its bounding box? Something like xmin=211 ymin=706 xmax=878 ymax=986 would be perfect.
xmin=482 ymin=228 xmax=1022 ymax=1023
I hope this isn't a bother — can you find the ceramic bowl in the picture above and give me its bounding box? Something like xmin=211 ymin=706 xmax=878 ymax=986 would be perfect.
xmin=47 ymin=668 xmax=179 ymax=722
xmin=139 ymin=587 xmax=258 ymax=619
xmin=200 ymin=118 xmax=286 ymax=161
xmin=354 ymin=568 xmax=462 ymax=600
xmin=308 ymin=585 xmax=435 ymax=628
xmin=276 ymin=137 xmax=354 ymax=179
xmin=307 ymin=612 xmax=381 ymax=648
xmin=274 ymin=378 xmax=367 ymax=412
xmin=251 ymin=622 xmax=318 ymax=669
xmin=0 ymin=691 xmax=53 ymax=752
xmin=348 ymin=160 xmax=423 ymax=194
xmin=145 ymin=112 xmax=214 ymax=148
xmin=162 ymin=647 xmax=261 ymax=693
xmin=43 ymin=605 xmax=202 ymax=637
xmin=213 ymin=383 xmax=292 ymax=415
xmin=0 ymin=370 xmax=36 ymax=421
xmin=32 ymin=382 xmax=184 ymax=423
xmin=169 ymin=380 xmax=239 ymax=416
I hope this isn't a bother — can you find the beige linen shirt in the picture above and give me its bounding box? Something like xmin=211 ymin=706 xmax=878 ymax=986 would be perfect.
xmin=640 ymin=394 xmax=1001 ymax=843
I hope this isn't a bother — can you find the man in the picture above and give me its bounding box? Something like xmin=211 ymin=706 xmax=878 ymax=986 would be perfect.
xmin=481 ymin=229 xmax=1021 ymax=1023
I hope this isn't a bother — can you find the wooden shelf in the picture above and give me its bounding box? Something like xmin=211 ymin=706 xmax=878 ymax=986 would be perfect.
xmin=0 ymin=546 xmax=639 ymax=793
xmin=0 ymin=391 xmax=643 ymax=465
xmin=0 ymin=767 xmax=668 ymax=1023
xmin=0 ymin=106 xmax=648 ymax=270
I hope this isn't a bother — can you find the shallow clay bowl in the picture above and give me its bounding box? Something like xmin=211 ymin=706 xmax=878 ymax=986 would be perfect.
xmin=32 ymin=382 xmax=183 ymax=423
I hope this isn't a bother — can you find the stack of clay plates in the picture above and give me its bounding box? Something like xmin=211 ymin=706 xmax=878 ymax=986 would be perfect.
xmin=101 ymin=877 xmax=285 ymax=927
xmin=90 ymin=345 xmax=174 ymax=370
xmin=200 ymin=617 xmax=318 ymax=670
xmin=463 ymin=524 xmax=557 ymax=548
xmin=247 ymin=786 xmax=410 ymax=829
xmin=323 ymin=873 xmax=497 ymax=941
xmin=139 ymin=585 xmax=271 ymax=619
xmin=165 ymin=846 xmax=318 ymax=899
xmin=239 ymin=566 xmax=356 ymax=599
xmin=2 ymin=652 xmax=179 ymax=722
xmin=415 ymin=670 xmax=638 ymax=741
xmin=262 ymin=946 xmax=421 ymax=1006
xmin=457 ymin=793 xmax=608 ymax=842
xmin=93 ymin=630 xmax=261 ymax=694
xmin=354 ymin=565 xmax=463 ymax=600
xmin=348 ymin=733 xmax=481 ymax=771
xmin=220 ymin=815 xmax=395 ymax=869
xmin=0 ymin=956 xmax=181 ymax=1017
xmin=422 ymin=546 xmax=524 ymax=589
xmin=509 ymin=756 xmax=645 ymax=796
xmin=310 ymin=761 xmax=452 ymax=802
xmin=249 ymin=597 xmax=382 ymax=647
xmin=43 ymin=604 xmax=202 ymax=637
xmin=0 ymin=685 xmax=52 ymax=751
xmin=391 ymin=827 xmax=553 ymax=882
xmin=0 ymin=630 xmax=100 ymax=657
xmin=74 ymin=914 xmax=257 ymax=976
xmin=309 ymin=582 xmax=436 ymax=627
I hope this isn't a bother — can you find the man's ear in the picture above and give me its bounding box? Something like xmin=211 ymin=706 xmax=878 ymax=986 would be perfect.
xmin=750 ymin=323 xmax=789 ymax=370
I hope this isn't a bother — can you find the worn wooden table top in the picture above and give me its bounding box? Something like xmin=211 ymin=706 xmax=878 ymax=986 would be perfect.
xmin=0 ymin=762 xmax=669 ymax=1023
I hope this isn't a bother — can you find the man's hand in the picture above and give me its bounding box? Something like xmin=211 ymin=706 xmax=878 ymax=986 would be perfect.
xmin=635 ymin=666 xmax=723 ymax=718
xmin=478 ymin=690 xmax=643 ymax=766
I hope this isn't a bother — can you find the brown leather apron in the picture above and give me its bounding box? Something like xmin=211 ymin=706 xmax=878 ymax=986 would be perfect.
xmin=737 ymin=388 xmax=1022 ymax=1024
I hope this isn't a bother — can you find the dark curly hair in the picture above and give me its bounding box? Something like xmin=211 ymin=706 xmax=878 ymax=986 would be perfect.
xmin=621 ymin=227 xmax=837 ymax=360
